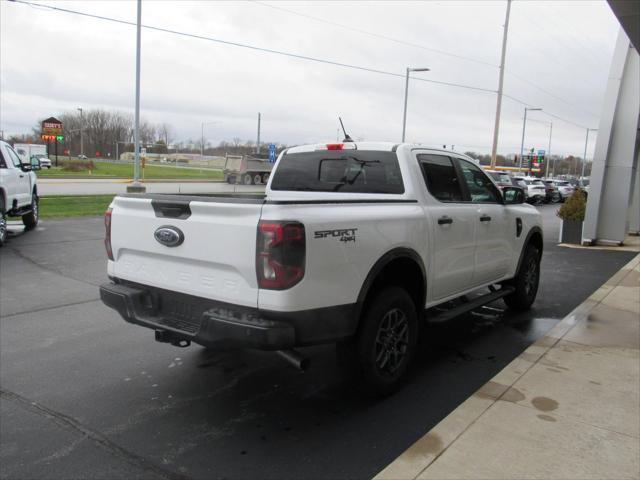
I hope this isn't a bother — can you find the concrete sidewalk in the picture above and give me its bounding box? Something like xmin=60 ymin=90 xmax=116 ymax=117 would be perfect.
xmin=377 ymin=253 xmax=640 ymax=480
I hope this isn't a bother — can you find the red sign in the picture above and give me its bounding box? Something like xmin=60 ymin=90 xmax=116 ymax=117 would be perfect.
xmin=41 ymin=116 xmax=63 ymax=136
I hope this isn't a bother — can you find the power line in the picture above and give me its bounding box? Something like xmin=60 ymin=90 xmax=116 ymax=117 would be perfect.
xmin=10 ymin=0 xmax=593 ymax=133
xmin=251 ymin=0 xmax=500 ymax=69
xmin=12 ymin=0 xmax=496 ymax=95
xmin=253 ymin=0 xmax=600 ymax=120
xmin=501 ymin=93 xmax=591 ymax=130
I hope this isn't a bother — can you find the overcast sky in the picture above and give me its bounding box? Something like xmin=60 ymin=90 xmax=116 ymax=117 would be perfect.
xmin=0 ymin=0 xmax=621 ymax=156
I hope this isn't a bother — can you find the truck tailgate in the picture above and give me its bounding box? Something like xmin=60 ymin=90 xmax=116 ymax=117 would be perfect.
xmin=108 ymin=195 xmax=264 ymax=308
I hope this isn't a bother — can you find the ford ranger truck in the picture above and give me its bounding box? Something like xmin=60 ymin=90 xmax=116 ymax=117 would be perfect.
xmin=100 ymin=142 xmax=542 ymax=393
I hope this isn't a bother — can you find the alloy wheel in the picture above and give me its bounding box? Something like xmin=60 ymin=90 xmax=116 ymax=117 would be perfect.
xmin=374 ymin=308 xmax=409 ymax=375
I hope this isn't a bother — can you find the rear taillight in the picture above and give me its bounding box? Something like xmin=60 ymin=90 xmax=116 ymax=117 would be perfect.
xmin=256 ymin=221 xmax=305 ymax=290
xmin=104 ymin=207 xmax=114 ymax=260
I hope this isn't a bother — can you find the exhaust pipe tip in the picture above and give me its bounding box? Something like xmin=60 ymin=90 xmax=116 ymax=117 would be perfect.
xmin=277 ymin=349 xmax=309 ymax=372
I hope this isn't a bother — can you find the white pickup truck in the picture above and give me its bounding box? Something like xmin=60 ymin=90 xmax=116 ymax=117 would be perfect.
xmin=100 ymin=141 xmax=542 ymax=393
xmin=0 ymin=140 xmax=40 ymax=247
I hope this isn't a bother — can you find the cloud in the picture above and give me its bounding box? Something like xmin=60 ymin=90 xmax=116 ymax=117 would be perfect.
xmin=0 ymin=0 xmax=618 ymax=157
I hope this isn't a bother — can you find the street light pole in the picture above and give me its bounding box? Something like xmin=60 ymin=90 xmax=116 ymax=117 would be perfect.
xmin=401 ymin=67 xmax=430 ymax=142
xmin=545 ymin=122 xmax=553 ymax=178
xmin=518 ymin=107 xmax=542 ymax=172
xmin=77 ymin=107 xmax=83 ymax=157
xmin=128 ymin=0 xmax=144 ymax=192
xmin=581 ymin=128 xmax=597 ymax=178
xmin=256 ymin=112 xmax=261 ymax=154
xmin=201 ymin=121 xmax=219 ymax=160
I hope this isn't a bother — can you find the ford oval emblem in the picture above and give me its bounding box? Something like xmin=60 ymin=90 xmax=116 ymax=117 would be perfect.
xmin=154 ymin=226 xmax=184 ymax=247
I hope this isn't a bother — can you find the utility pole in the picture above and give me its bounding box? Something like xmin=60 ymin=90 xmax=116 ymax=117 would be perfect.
xmin=77 ymin=107 xmax=84 ymax=158
xmin=490 ymin=0 xmax=512 ymax=169
xmin=128 ymin=0 xmax=145 ymax=192
xmin=256 ymin=112 xmax=261 ymax=154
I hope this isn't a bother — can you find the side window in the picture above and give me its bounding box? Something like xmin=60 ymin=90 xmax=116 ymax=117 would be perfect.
xmin=457 ymin=159 xmax=501 ymax=203
xmin=6 ymin=147 xmax=23 ymax=168
xmin=417 ymin=154 xmax=464 ymax=202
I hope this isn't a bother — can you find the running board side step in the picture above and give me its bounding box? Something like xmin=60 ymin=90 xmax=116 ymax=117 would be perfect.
xmin=426 ymin=286 xmax=515 ymax=324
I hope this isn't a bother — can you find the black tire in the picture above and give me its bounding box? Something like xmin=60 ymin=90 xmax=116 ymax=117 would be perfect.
xmin=355 ymin=286 xmax=418 ymax=395
xmin=226 ymin=175 xmax=236 ymax=184
xmin=504 ymin=245 xmax=540 ymax=311
xmin=243 ymin=174 xmax=252 ymax=185
xmin=22 ymin=193 xmax=39 ymax=231
xmin=262 ymin=173 xmax=270 ymax=184
xmin=253 ymin=173 xmax=262 ymax=185
xmin=0 ymin=197 xmax=7 ymax=247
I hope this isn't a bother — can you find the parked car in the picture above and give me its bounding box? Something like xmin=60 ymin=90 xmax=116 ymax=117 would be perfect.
xmin=78 ymin=154 xmax=88 ymax=160
xmin=100 ymin=142 xmax=542 ymax=394
xmin=483 ymin=170 xmax=513 ymax=191
xmin=542 ymin=179 xmax=561 ymax=203
xmin=513 ymin=176 xmax=546 ymax=204
xmin=0 ymin=140 xmax=40 ymax=247
xmin=552 ymin=180 xmax=575 ymax=201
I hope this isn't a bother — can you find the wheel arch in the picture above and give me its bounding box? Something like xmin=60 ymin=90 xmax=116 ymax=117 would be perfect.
xmin=355 ymin=247 xmax=426 ymax=321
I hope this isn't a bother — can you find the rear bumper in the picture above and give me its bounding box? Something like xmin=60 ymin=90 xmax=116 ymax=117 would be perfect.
xmin=100 ymin=280 xmax=358 ymax=350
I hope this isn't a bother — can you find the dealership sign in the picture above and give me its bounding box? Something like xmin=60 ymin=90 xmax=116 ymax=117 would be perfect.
xmin=41 ymin=117 xmax=64 ymax=141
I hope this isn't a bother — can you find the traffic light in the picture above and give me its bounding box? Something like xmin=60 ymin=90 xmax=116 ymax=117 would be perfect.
xmin=56 ymin=135 xmax=64 ymax=141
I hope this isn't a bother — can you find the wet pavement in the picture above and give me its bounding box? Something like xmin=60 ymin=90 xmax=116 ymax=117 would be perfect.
xmin=0 ymin=205 xmax=636 ymax=479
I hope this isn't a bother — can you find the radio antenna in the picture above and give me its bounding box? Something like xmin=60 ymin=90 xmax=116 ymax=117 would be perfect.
xmin=339 ymin=117 xmax=354 ymax=142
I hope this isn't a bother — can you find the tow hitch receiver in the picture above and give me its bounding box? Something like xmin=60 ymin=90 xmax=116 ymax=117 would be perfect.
xmin=155 ymin=330 xmax=191 ymax=348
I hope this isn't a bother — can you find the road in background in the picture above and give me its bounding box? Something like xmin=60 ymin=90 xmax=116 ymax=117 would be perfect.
xmin=0 ymin=205 xmax=636 ymax=479
xmin=38 ymin=179 xmax=265 ymax=196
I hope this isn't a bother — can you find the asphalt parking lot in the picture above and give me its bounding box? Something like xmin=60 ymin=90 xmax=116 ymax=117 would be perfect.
xmin=0 ymin=204 xmax=636 ymax=480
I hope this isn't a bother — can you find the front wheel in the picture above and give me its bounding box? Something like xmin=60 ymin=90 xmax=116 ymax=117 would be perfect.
xmin=503 ymin=245 xmax=540 ymax=311
xmin=22 ymin=193 xmax=39 ymax=230
xmin=355 ymin=287 xmax=418 ymax=395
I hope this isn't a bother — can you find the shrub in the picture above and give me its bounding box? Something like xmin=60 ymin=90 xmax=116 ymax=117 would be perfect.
xmin=557 ymin=189 xmax=587 ymax=222
xmin=59 ymin=160 xmax=96 ymax=172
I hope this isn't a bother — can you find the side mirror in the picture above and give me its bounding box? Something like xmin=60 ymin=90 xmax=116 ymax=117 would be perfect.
xmin=21 ymin=163 xmax=33 ymax=172
xmin=503 ymin=186 xmax=525 ymax=205
xmin=30 ymin=157 xmax=42 ymax=171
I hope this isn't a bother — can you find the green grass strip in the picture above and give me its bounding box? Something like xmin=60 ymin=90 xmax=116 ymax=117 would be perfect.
xmin=38 ymin=160 xmax=223 ymax=179
xmin=39 ymin=195 xmax=116 ymax=218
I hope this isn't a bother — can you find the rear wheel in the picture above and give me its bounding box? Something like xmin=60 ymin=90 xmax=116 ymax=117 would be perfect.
xmin=243 ymin=174 xmax=252 ymax=185
xmin=262 ymin=173 xmax=270 ymax=184
xmin=253 ymin=173 xmax=262 ymax=185
xmin=504 ymin=244 xmax=540 ymax=311
xmin=0 ymin=197 xmax=7 ymax=247
xmin=22 ymin=193 xmax=39 ymax=230
xmin=355 ymin=287 xmax=418 ymax=395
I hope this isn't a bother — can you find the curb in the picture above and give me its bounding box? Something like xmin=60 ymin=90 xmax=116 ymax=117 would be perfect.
xmin=376 ymin=253 xmax=640 ymax=480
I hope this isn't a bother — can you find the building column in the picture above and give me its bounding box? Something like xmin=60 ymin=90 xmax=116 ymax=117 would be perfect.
xmin=582 ymin=27 xmax=640 ymax=245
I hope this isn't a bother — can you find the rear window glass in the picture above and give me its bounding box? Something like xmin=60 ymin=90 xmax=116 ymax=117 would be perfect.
xmin=271 ymin=150 xmax=404 ymax=194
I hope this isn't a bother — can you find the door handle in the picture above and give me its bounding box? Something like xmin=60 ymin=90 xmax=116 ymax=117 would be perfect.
xmin=480 ymin=215 xmax=492 ymax=222
xmin=19 ymin=174 xmax=25 ymax=178
xmin=438 ymin=216 xmax=453 ymax=225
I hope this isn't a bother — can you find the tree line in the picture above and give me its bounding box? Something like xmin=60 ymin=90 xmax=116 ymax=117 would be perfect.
xmin=4 ymin=108 xmax=286 ymax=159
